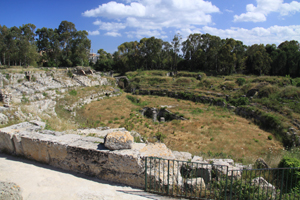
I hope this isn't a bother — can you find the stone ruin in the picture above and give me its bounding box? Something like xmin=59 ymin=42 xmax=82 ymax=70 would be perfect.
xmin=141 ymin=107 xmax=186 ymax=122
xmin=0 ymin=121 xmax=276 ymax=193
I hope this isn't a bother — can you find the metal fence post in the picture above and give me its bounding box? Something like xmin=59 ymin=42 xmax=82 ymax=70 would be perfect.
xmin=280 ymin=169 xmax=285 ymax=200
xmin=145 ymin=157 xmax=147 ymax=192
xmin=224 ymin=166 xmax=229 ymax=200
xmin=167 ymin=159 xmax=170 ymax=195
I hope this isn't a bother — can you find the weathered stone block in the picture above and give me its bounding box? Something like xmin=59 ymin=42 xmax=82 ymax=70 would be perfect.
xmin=104 ymin=131 xmax=133 ymax=150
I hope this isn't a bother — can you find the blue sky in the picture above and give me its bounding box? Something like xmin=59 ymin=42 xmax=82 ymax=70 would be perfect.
xmin=1 ymin=0 xmax=300 ymax=53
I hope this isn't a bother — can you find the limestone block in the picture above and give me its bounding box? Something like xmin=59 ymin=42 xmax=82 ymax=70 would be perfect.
xmin=173 ymin=151 xmax=192 ymax=161
xmin=0 ymin=129 xmax=15 ymax=153
xmin=0 ymin=113 xmax=8 ymax=124
xmin=104 ymin=131 xmax=133 ymax=150
xmin=252 ymin=177 xmax=276 ymax=196
xmin=184 ymin=178 xmax=206 ymax=193
xmin=140 ymin=143 xmax=175 ymax=159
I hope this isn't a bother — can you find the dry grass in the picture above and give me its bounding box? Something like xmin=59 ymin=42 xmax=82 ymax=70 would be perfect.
xmin=77 ymin=93 xmax=283 ymax=163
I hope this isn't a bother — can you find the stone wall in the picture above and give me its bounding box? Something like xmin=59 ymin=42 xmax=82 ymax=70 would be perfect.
xmin=0 ymin=121 xmax=175 ymax=188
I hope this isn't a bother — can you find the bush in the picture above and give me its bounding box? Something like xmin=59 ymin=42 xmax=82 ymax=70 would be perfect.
xmin=268 ymin=135 xmax=273 ymax=140
xmin=191 ymin=108 xmax=204 ymax=115
xmin=278 ymin=157 xmax=300 ymax=193
xmin=69 ymin=90 xmax=77 ymax=96
xmin=280 ymin=86 xmax=300 ymax=98
xmin=229 ymin=97 xmax=249 ymax=107
xmin=155 ymin=132 xmax=166 ymax=142
xmin=259 ymin=85 xmax=279 ymax=98
xmin=236 ymin=78 xmax=246 ymax=86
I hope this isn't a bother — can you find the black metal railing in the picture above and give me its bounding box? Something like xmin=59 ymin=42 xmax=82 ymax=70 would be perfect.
xmin=145 ymin=157 xmax=300 ymax=200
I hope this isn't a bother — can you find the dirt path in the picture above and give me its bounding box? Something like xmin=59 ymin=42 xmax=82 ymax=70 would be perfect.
xmin=0 ymin=153 xmax=174 ymax=200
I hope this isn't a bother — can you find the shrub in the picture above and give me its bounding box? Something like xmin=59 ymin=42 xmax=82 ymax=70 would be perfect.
xmin=236 ymin=78 xmax=246 ymax=86
xmin=268 ymin=135 xmax=273 ymax=140
xmin=278 ymin=157 xmax=300 ymax=193
xmin=155 ymin=132 xmax=166 ymax=142
xmin=69 ymin=90 xmax=77 ymax=96
xmin=280 ymin=86 xmax=300 ymax=98
xmin=221 ymin=81 xmax=236 ymax=90
xmin=259 ymin=85 xmax=279 ymax=98
xmin=229 ymin=97 xmax=249 ymax=107
xmin=191 ymin=108 xmax=204 ymax=115
xmin=67 ymin=70 xmax=73 ymax=78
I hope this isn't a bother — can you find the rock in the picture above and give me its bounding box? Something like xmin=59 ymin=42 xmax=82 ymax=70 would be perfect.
xmin=130 ymin=131 xmax=144 ymax=143
xmin=0 ymin=113 xmax=8 ymax=124
xmin=172 ymin=151 xmax=192 ymax=161
xmin=184 ymin=178 xmax=206 ymax=193
xmin=104 ymin=131 xmax=134 ymax=150
xmin=251 ymin=177 xmax=276 ymax=196
xmin=0 ymin=182 xmax=23 ymax=200
xmin=196 ymin=75 xmax=202 ymax=81
xmin=255 ymin=158 xmax=269 ymax=169
xmin=246 ymin=89 xmax=259 ymax=97
xmin=227 ymin=104 xmax=236 ymax=110
xmin=29 ymin=120 xmax=46 ymax=129
xmin=211 ymin=160 xmax=241 ymax=179
xmin=140 ymin=143 xmax=175 ymax=159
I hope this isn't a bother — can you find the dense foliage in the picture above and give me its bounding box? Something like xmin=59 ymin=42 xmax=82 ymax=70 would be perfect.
xmin=1 ymin=21 xmax=299 ymax=77
xmin=0 ymin=21 xmax=91 ymax=67
xmin=92 ymin=33 xmax=300 ymax=77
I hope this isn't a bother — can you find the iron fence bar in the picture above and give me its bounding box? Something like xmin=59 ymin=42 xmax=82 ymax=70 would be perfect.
xmin=229 ymin=171 xmax=233 ymax=200
xmin=280 ymin=169 xmax=285 ymax=200
xmin=258 ymin=168 xmax=262 ymax=199
xmin=181 ymin=161 xmax=187 ymax=197
xmin=167 ymin=160 xmax=170 ymax=195
xmin=224 ymin=166 xmax=229 ymax=200
xmin=266 ymin=169 xmax=270 ymax=198
xmin=150 ymin=157 xmax=152 ymax=191
xmin=296 ymin=168 xmax=299 ymax=200
xmin=239 ymin=169 xmax=244 ymax=199
xmin=285 ymin=170 xmax=290 ymax=196
xmin=157 ymin=158 xmax=159 ymax=193
xmin=209 ymin=164 xmax=213 ymax=199
xmin=177 ymin=160 xmax=181 ymax=196
xmin=290 ymin=168 xmax=293 ymax=199
xmin=172 ymin=160 xmax=174 ymax=196
xmin=145 ymin=157 xmax=148 ymax=192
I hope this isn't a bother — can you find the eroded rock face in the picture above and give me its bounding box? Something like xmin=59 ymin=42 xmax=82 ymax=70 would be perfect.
xmin=104 ymin=131 xmax=134 ymax=150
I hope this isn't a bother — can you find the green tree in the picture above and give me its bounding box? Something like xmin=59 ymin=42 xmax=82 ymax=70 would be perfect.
xmin=278 ymin=40 xmax=300 ymax=77
xmin=246 ymin=44 xmax=272 ymax=75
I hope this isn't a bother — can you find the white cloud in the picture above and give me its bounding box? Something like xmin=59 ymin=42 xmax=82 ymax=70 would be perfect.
xmin=225 ymin=9 xmax=233 ymax=13
xmin=88 ymin=30 xmax=100 ymax=36
xmin=200 ymin=25 xmax=300 ymax=45
xmin=105 ymin=32 xmax=122 ymax=37
xmin=82 ymin=1 xmax=146 ymax=18
xmin=234 ymin=0 xmax=300 ymax=22
xmin=93 ymin=20 xmax=126 ymax=31
xmin=83 ymin=0 xmax=220 ymax=38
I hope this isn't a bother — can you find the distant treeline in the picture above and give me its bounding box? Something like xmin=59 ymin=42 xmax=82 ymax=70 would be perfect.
xmin=0 ymin=21 xmax=299 ymax=77
xmin=0 ymin=21 xmax=91 ymax=67
xmin=93 ymin=33 xmax=300 ymax=77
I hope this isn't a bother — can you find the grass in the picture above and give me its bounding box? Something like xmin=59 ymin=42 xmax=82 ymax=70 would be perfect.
xmin=75 ymin=93 xmax=283 ymax=163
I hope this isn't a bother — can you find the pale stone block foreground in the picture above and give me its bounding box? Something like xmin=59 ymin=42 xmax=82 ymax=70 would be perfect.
xmin=0 ymin=153 xmax=172 ymax=200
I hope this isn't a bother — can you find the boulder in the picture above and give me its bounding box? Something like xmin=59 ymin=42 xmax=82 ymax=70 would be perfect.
xmin=255 ymin=158 xmax=269 ymax=169
xmin=184 ymin=178 xmax=206 ymax=193
xmin=246 ymin=89 xmax=258 ymax=97
xmin=104 ymin=131 xmax=134 ymax=150
xmin=251 ymin=177 xmax=276 ymax=197
xmin=0 ymin=113 xmax=8 ymax=125
xmin=172 ymin=151 xmax=192 ymax=161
